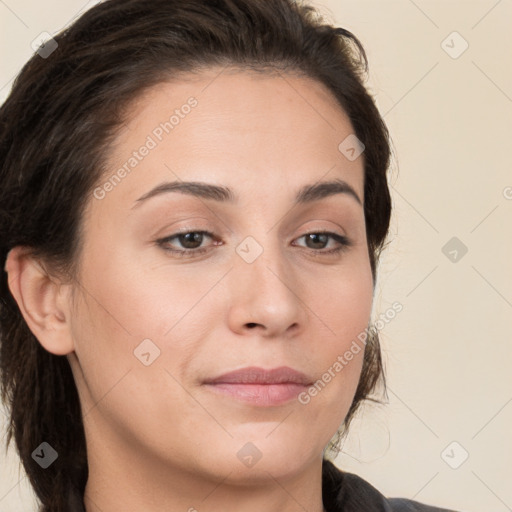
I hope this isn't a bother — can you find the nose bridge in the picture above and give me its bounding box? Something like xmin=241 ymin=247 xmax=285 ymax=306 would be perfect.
xmin=228 ymin=230 xmax=306 ymax=335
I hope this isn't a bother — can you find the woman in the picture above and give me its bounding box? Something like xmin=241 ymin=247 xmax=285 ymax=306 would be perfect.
xmin=0 ymin=0 xmax=457 ymax=510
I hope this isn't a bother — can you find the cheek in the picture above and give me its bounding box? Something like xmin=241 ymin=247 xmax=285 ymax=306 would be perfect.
xmin=68 ymin=251 xmax=222 ymax=403
xmin=298 ymin=257 xmax=373 ymax=410
xmin=72 ymin=253 xmax=198 ymax=342
xmin=309 ymin=258 xmax=373 ymax=345
xmin=67 ymin=268 xmax=194 ymax=441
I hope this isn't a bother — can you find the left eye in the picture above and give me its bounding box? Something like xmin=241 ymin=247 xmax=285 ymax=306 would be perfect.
xmin=293 ymin=232 xmax=347 ymax=251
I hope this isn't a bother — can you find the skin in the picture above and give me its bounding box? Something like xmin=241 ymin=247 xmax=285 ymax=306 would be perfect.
xmin=6 ymin=67 xmax=373 ymax=512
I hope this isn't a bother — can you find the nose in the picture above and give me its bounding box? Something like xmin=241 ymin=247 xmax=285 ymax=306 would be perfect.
xmin=226 ymin=239 xmax=308 ymax=339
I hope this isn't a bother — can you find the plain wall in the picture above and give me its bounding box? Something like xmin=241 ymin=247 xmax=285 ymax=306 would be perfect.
xmin=1 ymin=1 xmax=511 ymax=511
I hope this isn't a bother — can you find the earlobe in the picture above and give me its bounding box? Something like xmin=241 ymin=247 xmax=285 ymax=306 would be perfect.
xmin=5 ymin=246 xmax=75 ymax=356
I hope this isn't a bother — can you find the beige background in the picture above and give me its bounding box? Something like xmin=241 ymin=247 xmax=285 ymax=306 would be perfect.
xmin=1 ymin=1 xmax=511 ymax=511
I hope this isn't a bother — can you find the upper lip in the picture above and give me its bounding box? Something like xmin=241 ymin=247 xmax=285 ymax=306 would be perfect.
xmin=203 ymin=366 xmax=312 ymax=386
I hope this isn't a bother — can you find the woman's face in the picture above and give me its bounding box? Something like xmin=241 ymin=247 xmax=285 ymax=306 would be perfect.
xmin=67 ymin=68 xmax=373 ymax=484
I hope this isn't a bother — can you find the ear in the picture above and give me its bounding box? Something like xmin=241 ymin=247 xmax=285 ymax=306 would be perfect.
xmin=4 ymin=246 xmax=75 ymax=356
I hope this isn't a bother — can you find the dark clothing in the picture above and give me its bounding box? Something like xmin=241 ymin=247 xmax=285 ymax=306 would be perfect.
xmin=67 ymin=459 xmax=458 ymax=511
xmin=322 ymin=459 xmax=458 ymax=511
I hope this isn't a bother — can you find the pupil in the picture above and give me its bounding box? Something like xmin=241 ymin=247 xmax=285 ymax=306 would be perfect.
xmin=181 ymin=232 xmax=202 ymax=249
xmin=308 ymin=233 xmax=327 ymax=249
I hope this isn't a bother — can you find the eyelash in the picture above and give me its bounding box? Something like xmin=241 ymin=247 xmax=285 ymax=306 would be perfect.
xmin=156 ymin=229 xmax=352 ymax=259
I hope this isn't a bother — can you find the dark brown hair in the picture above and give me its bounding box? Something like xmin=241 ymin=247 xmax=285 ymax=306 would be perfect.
xmin=0 ymin=0 xmax=392 ymax=509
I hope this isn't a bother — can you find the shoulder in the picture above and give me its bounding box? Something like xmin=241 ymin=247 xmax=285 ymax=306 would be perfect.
xmin=322 ymin=459 xmax=459 ymax=512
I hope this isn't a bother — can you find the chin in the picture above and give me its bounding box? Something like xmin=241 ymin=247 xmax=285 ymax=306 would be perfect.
xmin=198 ymin=427 xmax=322 ymax=483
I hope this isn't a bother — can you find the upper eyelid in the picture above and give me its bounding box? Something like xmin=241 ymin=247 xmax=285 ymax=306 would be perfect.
xmin=160 ymin=228 xmax=346 ymax=238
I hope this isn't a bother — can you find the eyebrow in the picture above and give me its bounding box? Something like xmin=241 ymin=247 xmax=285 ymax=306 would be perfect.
xmin=132 ymin=178 xmax=362 ymax=208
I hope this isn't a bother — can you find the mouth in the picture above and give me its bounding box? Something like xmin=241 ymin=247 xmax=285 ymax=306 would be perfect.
xmin=202 ymin=366 xmax=313 ymax=407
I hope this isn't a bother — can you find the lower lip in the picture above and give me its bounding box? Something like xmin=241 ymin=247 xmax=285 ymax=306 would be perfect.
xmin=204 ymin=383 xmax=308 ymax=406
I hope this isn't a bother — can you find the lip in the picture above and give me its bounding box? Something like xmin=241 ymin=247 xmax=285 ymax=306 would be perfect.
xmin=202 ymin=366 xmax=312 ymax=407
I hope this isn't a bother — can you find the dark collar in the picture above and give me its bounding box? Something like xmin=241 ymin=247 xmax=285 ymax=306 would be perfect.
xmin=322 ymin=459 xmax=457 ymax=512
xmin=322 ymin=458 xmax=393 ymax=511
xmin=67 ymin=459 xmax=454 ymax=512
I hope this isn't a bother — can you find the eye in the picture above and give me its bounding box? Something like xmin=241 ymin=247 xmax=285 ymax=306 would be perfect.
xmin=293 ymin=231 xmax=352 ymax=255
xmin=156 ymin=230 xmax=217 ymax=258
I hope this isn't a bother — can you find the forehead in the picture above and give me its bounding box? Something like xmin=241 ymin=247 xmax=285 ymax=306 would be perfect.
xmin=96 ymin=67 xmax=364 ymax=210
